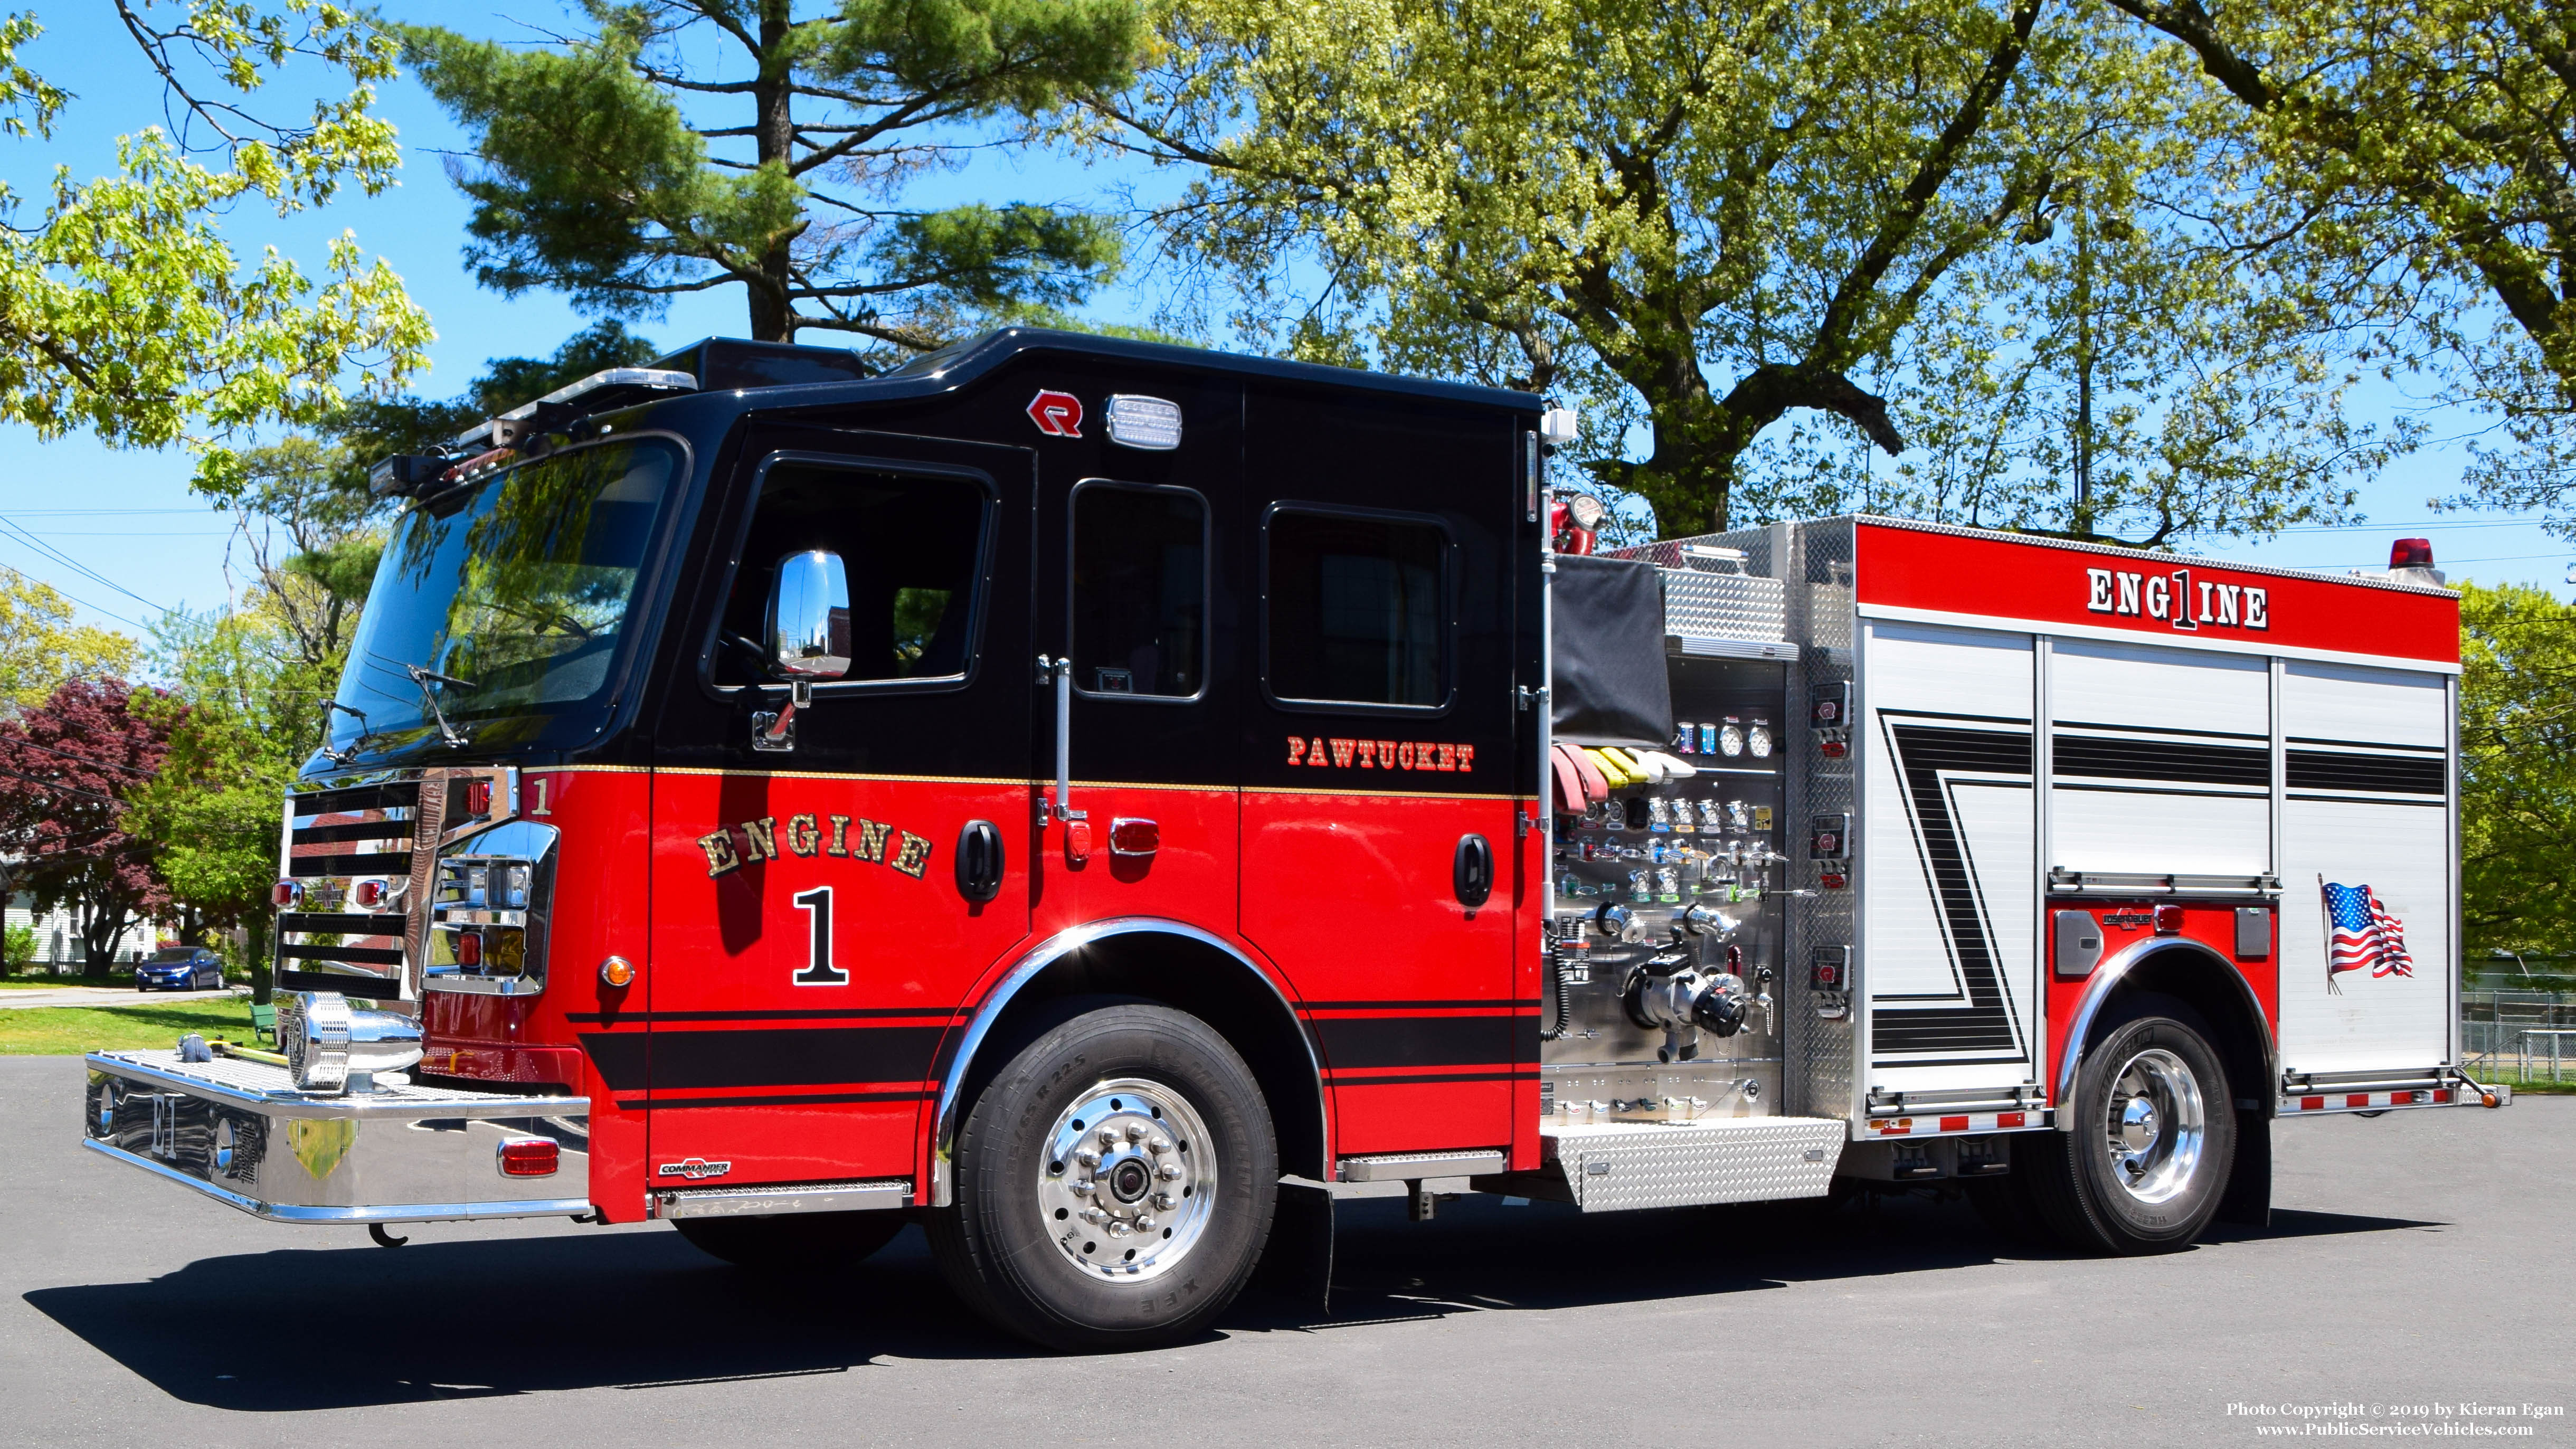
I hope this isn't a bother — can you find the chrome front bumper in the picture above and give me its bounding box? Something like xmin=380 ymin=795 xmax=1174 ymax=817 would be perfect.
xmin=83 ymin=1049 xmax=592 ymax=1225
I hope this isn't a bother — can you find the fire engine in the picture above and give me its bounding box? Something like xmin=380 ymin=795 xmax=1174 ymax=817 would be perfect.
xmin=79 ymin=329 xmax=2506 ymax=1350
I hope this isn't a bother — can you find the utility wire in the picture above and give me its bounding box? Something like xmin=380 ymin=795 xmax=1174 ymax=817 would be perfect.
xmin=0 ymin=736 xmax=162 ymax=782
xmin=0 ymin=765 xmax=128 ymax=808
xmin=0 ymin=515 xmax=171 ymax=619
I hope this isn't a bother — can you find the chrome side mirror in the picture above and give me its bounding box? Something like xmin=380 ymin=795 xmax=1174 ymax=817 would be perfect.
xmin=755 ymin=550 xmax=850 ymax=751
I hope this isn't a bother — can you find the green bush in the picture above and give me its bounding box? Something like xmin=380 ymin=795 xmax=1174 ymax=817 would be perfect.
xmin=2 ymin=924 xmax=33 ymax=972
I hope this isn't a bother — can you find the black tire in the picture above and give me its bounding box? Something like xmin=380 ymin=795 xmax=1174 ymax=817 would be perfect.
xmin=2023 ymin=993 xmax=2236 ymax=1254
xmin=926 ymin=1001 xmax=1276 ymax=1352
xmin=671 ymin=1209 xmax=907 ymax=1270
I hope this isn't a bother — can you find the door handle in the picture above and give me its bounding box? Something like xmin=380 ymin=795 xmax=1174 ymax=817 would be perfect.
xmin=1454 ymin=833 xmax=1494 ymax=908
xmin=955 ymin=819 xmax=1004 ymax=903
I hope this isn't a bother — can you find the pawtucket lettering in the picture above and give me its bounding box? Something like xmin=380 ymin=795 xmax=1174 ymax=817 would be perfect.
xmin=1284 ymin=736 xmax=1475 ymax=772
xmin=698 ymin=812 xmax=933 ymax=879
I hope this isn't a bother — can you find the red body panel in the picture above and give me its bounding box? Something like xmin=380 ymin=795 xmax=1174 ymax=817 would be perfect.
xmin=2043 ymin=901 xmax=2279 ymax=1107
xmin=422 ymin=766 xmax=655 ymax=1221
xmin=1240 ymin=789 xmax=1523 ymax=1158
xmin=640 ymin=770 xmax=1031 ymax=1190
xmin=1855 ymin=520 xmax=2459 ymax=666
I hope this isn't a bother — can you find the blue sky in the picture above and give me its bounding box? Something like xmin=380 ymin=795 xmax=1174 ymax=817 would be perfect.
xmin=0 ymin=3 xmax=2563 ymax=643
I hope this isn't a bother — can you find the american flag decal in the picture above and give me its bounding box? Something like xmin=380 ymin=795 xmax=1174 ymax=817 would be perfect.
xmin=2321 ymin=879 xmax=2413 ymax=991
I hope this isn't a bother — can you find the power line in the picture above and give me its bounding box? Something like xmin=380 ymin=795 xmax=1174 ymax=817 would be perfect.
xmin=0 ymin=516 xmax=171 ymax=618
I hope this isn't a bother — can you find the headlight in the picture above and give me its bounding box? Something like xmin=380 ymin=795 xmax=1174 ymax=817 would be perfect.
xmin=278 ymin=991 xmax=424 ymax=1094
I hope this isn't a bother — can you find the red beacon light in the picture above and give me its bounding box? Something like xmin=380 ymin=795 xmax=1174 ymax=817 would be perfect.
xmin=2153 ymin=903 xmax=2185 ymax=935
xmin=2390 ymin=537 xmax=2435 ymax=570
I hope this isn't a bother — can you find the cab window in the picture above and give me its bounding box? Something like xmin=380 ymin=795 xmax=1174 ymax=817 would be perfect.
xmin=1264 ymin=506 xmax=1450 ymax=708
xmin=714 ymin=460 xmax=991 ymax=686
xmin=1071 ymin=481 xmax=1207 ymax=699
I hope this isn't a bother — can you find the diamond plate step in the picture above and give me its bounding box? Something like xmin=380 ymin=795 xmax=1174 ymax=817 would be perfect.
xmin=1542 ymin=1116 xmax=1846 ymax=1211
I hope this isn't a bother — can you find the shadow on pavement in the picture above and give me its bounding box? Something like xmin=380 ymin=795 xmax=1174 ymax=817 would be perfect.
xmin=23 ymin=1188 xmax=2444 ymax=1408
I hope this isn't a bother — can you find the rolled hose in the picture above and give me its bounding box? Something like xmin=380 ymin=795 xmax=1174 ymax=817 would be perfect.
xmin=1539 ymin=940 xmax=1573 ymax=1041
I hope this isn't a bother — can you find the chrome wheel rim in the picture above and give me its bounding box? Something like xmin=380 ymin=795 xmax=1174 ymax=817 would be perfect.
xmin=1036 ymin=1077 xmax=1217 ymax=1281
xmin=2101 ymin=1047 xmax=2206 ymax=1205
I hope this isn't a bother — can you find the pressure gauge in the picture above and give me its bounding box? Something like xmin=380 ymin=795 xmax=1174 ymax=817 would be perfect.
xmin=1719 ymin=718 xmax=1745 ymax=757
xmin=1747 ymin=722 xmax=1773 ymax=759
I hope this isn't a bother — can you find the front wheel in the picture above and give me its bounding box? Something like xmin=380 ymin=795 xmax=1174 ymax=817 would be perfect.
xmin=927 ymin=1001 xmax=1276 ymax=1351
xmin=2024 ymin=996 xmax=2236 ymax=1254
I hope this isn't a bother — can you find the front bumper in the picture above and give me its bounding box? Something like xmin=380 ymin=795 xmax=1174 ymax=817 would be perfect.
xmin=83 ymin=1049 xmax=592 ymax=1225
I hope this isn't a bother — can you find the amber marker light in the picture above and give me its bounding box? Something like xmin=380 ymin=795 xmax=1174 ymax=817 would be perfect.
xmin=599 ymin=955 xmax=636 ymax=988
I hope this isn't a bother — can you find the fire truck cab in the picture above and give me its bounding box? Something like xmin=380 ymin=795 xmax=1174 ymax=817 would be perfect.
xmin=80 ymin=329 xmax=2504 ymax=1350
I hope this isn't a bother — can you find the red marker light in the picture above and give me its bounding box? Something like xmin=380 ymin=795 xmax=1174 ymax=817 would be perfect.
xmin=354 ymin=879 xmax=386 ymax=909
xmin=2153 ymin=903 xmax=2184 ymax=935
xmin=497 ymin=1138 xmax=558 ymax=1177
xmin=2389 ymin=537 xmax=2434 ymax=570
xmin=455 ymin=930 xmax=484 ymax=968
xmin=270 ymin=880 xmax=301 ymax=908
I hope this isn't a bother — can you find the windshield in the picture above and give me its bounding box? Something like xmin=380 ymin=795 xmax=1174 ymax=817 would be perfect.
xmin=325 ymin=438 xmax=683 ymax=760
xmin=148 ymin=948 xmax=198 ymax=963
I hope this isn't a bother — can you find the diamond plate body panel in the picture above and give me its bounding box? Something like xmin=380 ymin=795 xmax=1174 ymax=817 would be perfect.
xmin=1541 ymin=1115 xmax=1846 ymax=1210
xmin=1787 ymin=520 xmax=1859 ymax=1124
xmin=1661 ymin=570 xmax=1788 ymax=643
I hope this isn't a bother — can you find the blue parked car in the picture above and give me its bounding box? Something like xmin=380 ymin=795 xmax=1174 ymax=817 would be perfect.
xmin=135 ymin=947 xmax=223 ymax=992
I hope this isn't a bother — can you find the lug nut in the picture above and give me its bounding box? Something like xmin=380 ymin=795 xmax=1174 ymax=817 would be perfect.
xmin=1100 ymin=1128 xmax=1119 ymax=1148
xmin=1075 ymin=1149 xmax=1100 ymax=1167
xmin=1068 ymin=1179 xmax=1095 ymax=1195
xmin=1107 ymin=1220 xmax=1130 ymax=1237
xmin=1157 ymin=1162 xmax=1183 ymax=1181
xmin=1147 ymin=1136 xmax=1171 ymax=1154
xmin=1153 ymin=1192 xmax=1178 ymax=1210
xmin=1135 ymin=1214 xmax=1156 ymax=1231
xmin=1125 ymin=1123 xmax=1147 ymax=1142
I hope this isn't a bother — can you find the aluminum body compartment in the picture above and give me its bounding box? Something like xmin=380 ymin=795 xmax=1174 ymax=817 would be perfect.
xmin=84 ymin=1049 xmax=591 ymax=1224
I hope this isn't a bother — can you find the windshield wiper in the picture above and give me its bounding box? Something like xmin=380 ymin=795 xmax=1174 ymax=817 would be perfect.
xmin=372 ymin=652 xmax=479 ymax=749
xmin=318 ymin=700 xmax=372 ymax=766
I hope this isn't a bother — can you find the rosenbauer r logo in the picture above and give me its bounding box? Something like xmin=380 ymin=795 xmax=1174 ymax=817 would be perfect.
xmin=2085 ymin=566 xmax=2269 ymax=633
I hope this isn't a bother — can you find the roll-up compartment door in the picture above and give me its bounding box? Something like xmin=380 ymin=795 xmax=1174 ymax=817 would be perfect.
xmin=2276 ymin=661 xmax=2451 ymax=1074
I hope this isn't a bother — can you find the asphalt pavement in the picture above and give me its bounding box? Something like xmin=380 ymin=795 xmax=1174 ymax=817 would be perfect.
xmin=2 ymin=1054 xmax=2566 ymax=1448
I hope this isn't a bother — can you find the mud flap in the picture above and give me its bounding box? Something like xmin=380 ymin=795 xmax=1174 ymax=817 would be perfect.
xmin=1250 ymin=1179 xmax=1333 ymax=1315
xmin=2217 ymin=1109 xmax=2271 ymax=1228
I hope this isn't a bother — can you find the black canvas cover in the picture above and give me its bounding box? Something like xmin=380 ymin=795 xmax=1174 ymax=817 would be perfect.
xmin=1551 ymin=553 xmax=1672 ymax=749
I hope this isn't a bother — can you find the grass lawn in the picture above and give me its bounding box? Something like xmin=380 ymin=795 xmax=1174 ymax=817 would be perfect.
xmin=0 ymin=974 xmax=130 ymax=989
xmin=0 ymin=997 xmax=260 ymax=1055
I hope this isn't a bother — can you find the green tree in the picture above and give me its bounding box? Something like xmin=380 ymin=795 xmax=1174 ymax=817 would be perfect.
xmin=1101 ymin=0 xmax=2392 ymax=542
xmin=2458 ymin=580 xmax=2576 ymax=962
xmin=0 ymin=2 xmax=433 ymax=490
xmin=0 ymin=567 xmax=135 ymax=709
xmin=129 ymin=607 xmax=318 ymax=1000
xmin=2101 ymin=0 xmax=2576 ymax=525
xmin=400 ymin=1 xmax=1143 ymax=350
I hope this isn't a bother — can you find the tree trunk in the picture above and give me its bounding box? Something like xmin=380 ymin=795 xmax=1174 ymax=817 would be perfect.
xmin=747 ymin=1 xmax=797 ymax=342
xmin=245 ymin=912 xmax=272 ymax=1005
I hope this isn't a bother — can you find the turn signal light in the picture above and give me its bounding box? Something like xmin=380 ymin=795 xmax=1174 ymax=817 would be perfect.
xmin=454 ymin=930 xmax=484 ymax=969
xmin=2153 ymin=903 xmax=2184 ymax=935
xmin=496 ymin=1138 xmax=558 ymax=1177
xmin=598 ymin=955 xmax=635 ymax=988
xmin=271 ymin=879 xmax=301 ymax=908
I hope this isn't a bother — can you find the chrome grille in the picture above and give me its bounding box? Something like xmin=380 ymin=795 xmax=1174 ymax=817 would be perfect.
xmin=276 ymin=779 xmax=423 ymax=1000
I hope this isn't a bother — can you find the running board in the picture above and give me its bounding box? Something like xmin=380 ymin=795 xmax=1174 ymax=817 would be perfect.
xmin=1538 ymin=1116 xmax=1847 ymax=1211
xmin=653 ymin=1178 xmax=911 ymax=1219
xmin=1334 ymin=1149 xmax=1508 ymax=1183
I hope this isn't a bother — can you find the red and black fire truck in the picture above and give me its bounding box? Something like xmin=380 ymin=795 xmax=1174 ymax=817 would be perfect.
xmin=80 ymin=329 xmax=2505 ymax=1350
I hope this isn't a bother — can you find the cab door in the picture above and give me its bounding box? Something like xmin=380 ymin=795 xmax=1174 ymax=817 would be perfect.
xmin=642 ymin=426 xmax=1034 ymax=1190
xmin=1235 ymin=389 xmax=1528 ymax=1158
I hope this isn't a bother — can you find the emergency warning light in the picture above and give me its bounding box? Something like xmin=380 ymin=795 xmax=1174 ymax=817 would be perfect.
xmin=2390 ymin=537 xmax=2435 ymax=570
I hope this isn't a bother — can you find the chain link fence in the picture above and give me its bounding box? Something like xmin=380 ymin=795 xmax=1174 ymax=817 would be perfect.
xmin=2463 ymin=990 xmax=2576 ymax=1088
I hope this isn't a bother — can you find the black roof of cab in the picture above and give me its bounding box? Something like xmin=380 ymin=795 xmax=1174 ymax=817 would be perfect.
xmin=647 ymin=326 xmax=1543 ymax=417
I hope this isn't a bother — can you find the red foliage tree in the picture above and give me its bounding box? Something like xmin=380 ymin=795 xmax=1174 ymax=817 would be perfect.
xmin=0 ymin=679 xmax=178 ymax=966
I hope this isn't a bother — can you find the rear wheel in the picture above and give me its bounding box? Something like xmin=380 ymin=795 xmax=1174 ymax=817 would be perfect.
xmin=2024 ymin=996 xmax=2236 ymax=1254
xmin=670 ymin=1210 xmax=907 ymax=1270
xmin=927 ymin=1001 xmax=1276 ymax=1351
